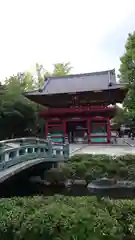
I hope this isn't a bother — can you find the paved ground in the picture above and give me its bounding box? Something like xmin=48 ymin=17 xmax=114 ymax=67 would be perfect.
xmin=70 ymin=144 xmax=135 ymax=156
xmin=117 ymin=137 xmax=135 ymax=147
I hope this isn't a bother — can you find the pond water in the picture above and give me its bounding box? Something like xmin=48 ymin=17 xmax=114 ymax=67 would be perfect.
xmin=0 ymin=179 xmax=90 ymax=198
xmin=1 ymin=177 xmax=135 ymax=199
xmin=1 ymin=169 xmax=135 ymax=199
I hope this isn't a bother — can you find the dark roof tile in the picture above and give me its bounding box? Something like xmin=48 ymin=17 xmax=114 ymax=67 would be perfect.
xmin=42 ymin=69 xmax=117 ymax=94
xmin=24 ymin=69 xmax=126 ymax=97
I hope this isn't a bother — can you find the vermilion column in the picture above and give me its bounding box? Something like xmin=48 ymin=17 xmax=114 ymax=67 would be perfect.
xmin=87 ymin=118 xmax=90 ymax=143
xmin=45 ymin=120 xmax=48 ymax=137
xmin=107 ymin=118 xmax=111 ymax=143
xmin=63 ymin=120 xmax=66 ymax=138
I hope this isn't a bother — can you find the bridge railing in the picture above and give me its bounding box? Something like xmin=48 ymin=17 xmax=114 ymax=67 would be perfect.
xmin=0 ymin=137 xmax=48 ymax=147
xmin=0 ymin=135 xmax=69 ymax=171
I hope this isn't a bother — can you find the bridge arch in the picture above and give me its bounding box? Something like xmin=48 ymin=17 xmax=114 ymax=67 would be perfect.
xmin=0 ymin=137 xmax=69 ymax=183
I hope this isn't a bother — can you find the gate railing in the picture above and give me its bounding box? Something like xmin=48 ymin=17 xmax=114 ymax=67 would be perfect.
xmin=0 ymin=135 xmax=69 ymax=171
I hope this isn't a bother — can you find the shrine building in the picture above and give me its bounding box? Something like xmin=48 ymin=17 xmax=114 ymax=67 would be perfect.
xmin=24 ymin=69 xmax=127 ymax=144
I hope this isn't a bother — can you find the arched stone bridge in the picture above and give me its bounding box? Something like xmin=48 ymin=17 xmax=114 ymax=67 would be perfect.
xmin=0 ymin=135 xmax=69 ymax=183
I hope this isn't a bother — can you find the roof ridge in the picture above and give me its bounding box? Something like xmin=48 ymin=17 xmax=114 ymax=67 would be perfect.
xmin=47 ymin=69 xmax=115 ymax=80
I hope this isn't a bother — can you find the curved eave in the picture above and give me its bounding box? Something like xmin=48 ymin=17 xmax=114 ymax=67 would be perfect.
xmin=23 ymin=86 xmax=128 ymax=107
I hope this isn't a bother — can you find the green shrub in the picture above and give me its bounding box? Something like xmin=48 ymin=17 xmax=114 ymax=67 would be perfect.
xmin=45 ymin=154 xmax=135 ymax=183
xmin=64 ymin=154 xmax=135 ymax=181
xmin=0 ymin=196 xmax=130 ymax=239
xmin=2 ymin=196 xmax=135 ymax=239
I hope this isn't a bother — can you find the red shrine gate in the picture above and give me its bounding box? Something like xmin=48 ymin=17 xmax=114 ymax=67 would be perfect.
xmin=40 ymin=105 xmax=113 ymax=144
xmin=24 ymin=69 xmax=127 ymax=144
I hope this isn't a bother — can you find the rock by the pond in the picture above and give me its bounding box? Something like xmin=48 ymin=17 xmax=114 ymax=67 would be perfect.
xmin=87 ymin=178 xmax=135 ymax=198
xmin=29 ymin=177 xmax=87 ymax=188
xmin=65 ymin=179 xmax=88 ymax=196
xmin=65 ymin=179 xmax=87 ymax=188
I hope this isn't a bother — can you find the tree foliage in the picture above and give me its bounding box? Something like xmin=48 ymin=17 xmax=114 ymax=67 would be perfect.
xmin=36 ymin=62 xmax=72 ymax=88
xmin=119 ymin=31 xmax=135 ymax=124
xmin=111 ymin=106 xmax=126 ymax=128
xmin=52 ymin=62 xmax=72 ymax=76
xmin=0 ymin=62 xmax=72 ymax=140
xmin=0 ymin=73 xmax=37 ymax=139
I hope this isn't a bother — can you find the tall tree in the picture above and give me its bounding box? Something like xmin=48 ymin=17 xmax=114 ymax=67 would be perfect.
xmin=36 ymin=63 xmax=45 ymax=88
xmin=36 ymin=62 xmax=72 ymax=88
xmin=119 ymin=31 xmax=135 ymax=125
xmin=52 ymin=62 xmax=72 ymax=76
xmin=112 ymin=106 xmax=126 ymax=127
xmin=0 ymin=73 xmax=38 ymax=139
xmin=0 ymin=62 xmax=72 ymax=140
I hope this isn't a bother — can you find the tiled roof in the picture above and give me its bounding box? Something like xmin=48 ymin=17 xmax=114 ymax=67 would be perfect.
xmin=43 ymin=69 xmax=117 ymax=94
xmin=24 ymin=69 xmax=126 ymax=96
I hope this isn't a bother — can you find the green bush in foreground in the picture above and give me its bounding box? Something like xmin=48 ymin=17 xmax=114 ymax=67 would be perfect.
xmin=0 ymin=196 xmax=135 ymax=239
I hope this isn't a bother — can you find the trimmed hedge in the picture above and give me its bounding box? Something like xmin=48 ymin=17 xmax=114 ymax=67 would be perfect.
xmin=1 ymin=196 xmax=135 ymax=239
xmin=46 ymin=154 xmax=135 ymax=183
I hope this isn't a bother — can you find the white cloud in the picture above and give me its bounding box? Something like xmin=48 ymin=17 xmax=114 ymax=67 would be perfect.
xmin=0 ymin=0 xmax=135 ymax=80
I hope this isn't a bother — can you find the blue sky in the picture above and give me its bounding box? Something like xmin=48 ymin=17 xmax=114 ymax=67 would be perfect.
xmin=0 ymin=0 xmax=135 ymax=80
